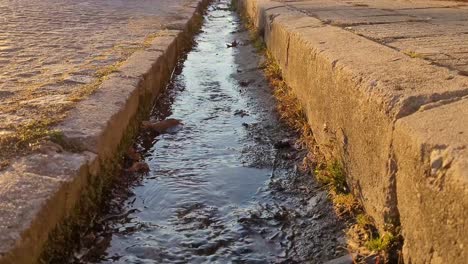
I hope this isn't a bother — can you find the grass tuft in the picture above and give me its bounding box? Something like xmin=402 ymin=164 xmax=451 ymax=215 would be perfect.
xmin=316 ymin=160 xmax=348 ymax=194
xmin=95 ymin=63 xmax=122 ymax=78
xmin=356 ymin=213 xmax=373 ymax=228
xmin=16 ymin=119 xmax=61 ymax=147
xmin=252 ymin=37 xmax=266 ymax=53
xmin=229 ymin=0 xmax=238 ymax=11
xmin=332 ymin=193 xmax=359 ymax=216
xmin=365 ymin=233 xmax=396 ymax=252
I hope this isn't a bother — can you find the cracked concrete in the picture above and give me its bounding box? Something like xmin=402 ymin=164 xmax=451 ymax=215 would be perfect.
xmin=237 ymin=0 xmax=467 ymax=263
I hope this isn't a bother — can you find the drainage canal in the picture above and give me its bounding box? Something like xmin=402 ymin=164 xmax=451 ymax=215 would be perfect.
xmin=74 ymin=1 xmax=347 ymax=263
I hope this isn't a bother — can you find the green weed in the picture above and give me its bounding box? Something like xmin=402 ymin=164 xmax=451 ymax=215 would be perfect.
xmin=16 ymin=119 xmax=61 ymax=147
xmin=316 ymin=160 xmax=348 ymax=193
xmin=356 ymin=213 xmax=374 ymax=228
xmin=366 ymin=233 xmax=396 ymax=252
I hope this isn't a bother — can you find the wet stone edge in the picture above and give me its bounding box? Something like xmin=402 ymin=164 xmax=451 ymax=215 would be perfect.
xmin=231 ymin=0 xmax=404 ymax=263
xmin=26 ymin=0 xmax=211 ymax=263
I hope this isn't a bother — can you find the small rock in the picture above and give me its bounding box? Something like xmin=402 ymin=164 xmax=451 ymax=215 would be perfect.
xmin=226 ymin=40 xmax=238 ymax=48
xmin=274 ymin=139 xmax=293 ymax=149
xmin=307 ymin=196 xmax=320 ymax=209
xmin=234 ymin=109 xmax=249 ymax=117
xmin=82 ymin=233 xmax=96 ymax=245
xmin=324 ymin=254 xmax=355 ymax=264
xmin=239 ymin=80 xmax=252 ymax=87
xmin=363 ymin=254 xmax=380 ymax=264
xmin=312 ymin=213 xmax=323 ymax=220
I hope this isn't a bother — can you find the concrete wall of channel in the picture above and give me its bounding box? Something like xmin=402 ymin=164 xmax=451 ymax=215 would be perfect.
xmin=0 ymin=1 xmax=211 ymax=263
xmin=235 ymin=0 xmax=468 ymax=263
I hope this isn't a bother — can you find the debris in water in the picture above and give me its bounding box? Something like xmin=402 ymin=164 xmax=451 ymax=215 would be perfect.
xmin=142 ymin=118 xmax=182 ymax=134
xmin=323 ymin=254 xmax=355 ymax=264
xmin=126 ymin=146 xmax=141 ymax=161
xmin=234 ymin=109 xmax=249 ymax=117
xmin=274 ymin=138 xmax=293 ymax=149
xmin=226 ymin=40 xmax=238 ymax=48
xmin=126 ymin=161 xmax=149 ymax=173
xmin=239 ymin=80 xmax=252 ymax=87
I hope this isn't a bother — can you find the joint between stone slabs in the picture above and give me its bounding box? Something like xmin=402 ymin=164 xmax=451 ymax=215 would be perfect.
xmin=394 ymin=85 xmax=468 ymax=120
xmin=417 ymin=94 xmax=468 ymax=112
xmin=263 ymin=5 xmax=286 ymax=12
xmin=147 ymin=48 xmax=167 ymax=53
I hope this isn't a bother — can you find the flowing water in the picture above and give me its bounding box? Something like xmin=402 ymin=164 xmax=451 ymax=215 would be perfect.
xmin=74 ymin=1 xmax=347 ymax=263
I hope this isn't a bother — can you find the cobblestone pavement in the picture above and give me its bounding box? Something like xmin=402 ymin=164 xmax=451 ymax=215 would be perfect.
xmin=0 ymin=0 xmax=200 ymax=164
xmin=279 ymin=0 xmax=468 ymax=74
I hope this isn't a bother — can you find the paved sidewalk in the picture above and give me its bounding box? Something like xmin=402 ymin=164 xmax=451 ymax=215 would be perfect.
xmin=0 ymin=0 xmax=199 ymax=166
xmin=280 ymin=0 xmax=468 ymax=74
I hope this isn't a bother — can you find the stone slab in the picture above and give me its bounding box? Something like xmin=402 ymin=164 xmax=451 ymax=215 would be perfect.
xmin=0 ymin=152 xmax=95 ymax=264
xmin=393 ymin=97 xmax=468 ymax=263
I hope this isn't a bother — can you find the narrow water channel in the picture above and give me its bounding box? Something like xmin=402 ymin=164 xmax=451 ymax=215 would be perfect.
xmin=75 ymin=1 xmax=347 ymax=263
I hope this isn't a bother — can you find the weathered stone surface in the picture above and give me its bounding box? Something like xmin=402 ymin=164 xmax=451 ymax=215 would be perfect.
xmin=237 ymin=0 xmax=467 ymax=262
xmin=0 ymin=0 xmax=210 ymax=262
xmin=0 ymin=0 xmax=200 ymax=136
xmin=57 ymin=12 xmax=197 ymax=162
xmin=278 ymin=0 xmax=468 ymax=75
xmin=57 ymin=74 xmax=142 ymax=158
xmin=0 ymin=151 xmax=95 ymax=264
xmin=393 ymin=98 xmax=468 ymax=264
xmin=246 ymin=0 xmax=467 ymax=226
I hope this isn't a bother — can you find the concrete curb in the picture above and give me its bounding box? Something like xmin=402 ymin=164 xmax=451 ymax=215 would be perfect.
xmin=0 ymin=1 xmax=210 ymax=263
xmin=236 ymin=0 xmax=467 ymax=263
